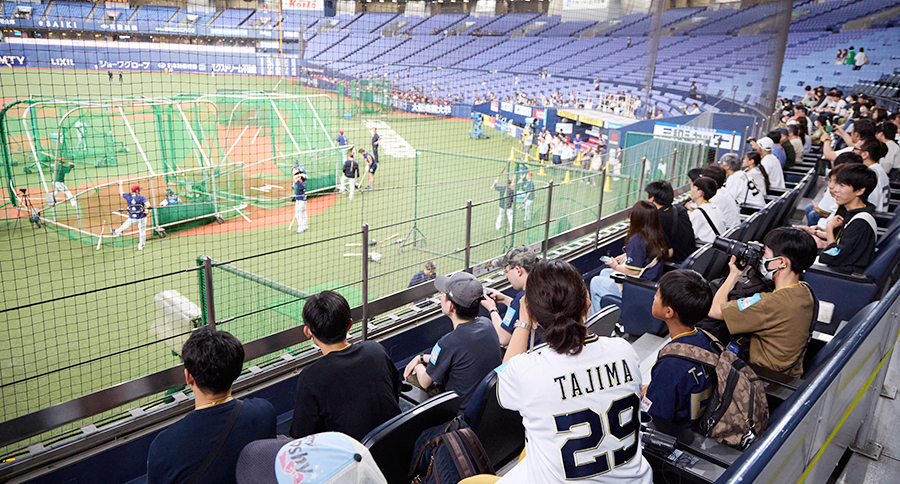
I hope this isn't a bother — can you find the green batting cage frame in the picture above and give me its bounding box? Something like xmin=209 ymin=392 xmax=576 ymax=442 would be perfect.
xmin=0 ymin=92 xmax=338 ymax=243
xmin=342 ymin=80 xmax=391 ymax=115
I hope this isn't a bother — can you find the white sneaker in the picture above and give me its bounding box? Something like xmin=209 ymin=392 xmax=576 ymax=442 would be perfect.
xmin=137 ymin=244 xmax=144 ymax=251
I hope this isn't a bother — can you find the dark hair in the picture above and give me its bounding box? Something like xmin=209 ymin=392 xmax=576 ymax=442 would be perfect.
xmin=302 ymin=291 xmax=352 ymax=345
xmin=687 ymin=167 xmax=704 ymax=182
xmin=858 ymin=137 xmax=886 ymax=162
xmin=787 ymin=125 xmax=799 ymax=136
xmin=627 ymin=200 xmax=668 ymax=260
xmin=744 ymin=152 xmax=770 ymax=191
xmin=767 ymin=130 xmax=782 ymax=144
xmin=182 ymin=327 xmax=245 ymax=395
xmin=657 ymin=270 xmax=712 ymax=327
xmin=880 ymin=122 xmax=898 ymax=141
xmin=854 ymin=119 xmax=876 ymax=139
xmin=692 ymin=176 xmax=718 ymax=201
xmin=834 ymin=163 xmax=878 ymax=201
xmin=701 ymin=165 xmax=727 ymax=189
xmin=834 ymin=151 xmax=863 ymax=167
xmin=644 ymin=180 xmax=674 ymax=206
xmin=523 ymin=259 xmax=588 ymax=356
xmin=763 ymin=227 xmax=818 ymax=274
xmin=449 ymin=296 xmax=482 ymax=320
xmin=796 ymin=105 xmax=808 ymax=115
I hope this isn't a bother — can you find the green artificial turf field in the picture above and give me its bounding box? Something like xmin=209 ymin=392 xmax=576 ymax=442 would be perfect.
xmin=0 ymin=68 xmax=648 ymax=433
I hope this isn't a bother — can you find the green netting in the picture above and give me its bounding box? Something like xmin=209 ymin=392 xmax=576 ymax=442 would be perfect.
xmin=347 ymin=80 xmax=391 ymax=114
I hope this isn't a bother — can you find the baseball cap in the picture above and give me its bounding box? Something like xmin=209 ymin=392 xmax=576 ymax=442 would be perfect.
xmin=434 ymin=272 xmax=484 ymax=307
xmin=500 ymin=245 xmax=538 ymax=272
xmin=756 ymin=137 xmax=774 ymax=152
xmin=131 ymin=184 xmax=141 ymax=191
xmin=236 ymin=433 xmax=386 ymax=484
xmin=340 ymin=130 xmax=344 ymax=134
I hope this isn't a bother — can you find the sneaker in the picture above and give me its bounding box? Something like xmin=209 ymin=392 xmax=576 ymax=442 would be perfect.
xmin=294 ymin=229 xmax=302 ymax=233
xmin=138 ymin=244 xmax=144 ymax=251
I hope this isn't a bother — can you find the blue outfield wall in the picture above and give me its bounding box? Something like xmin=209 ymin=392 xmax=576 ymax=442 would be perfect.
xmin=0 ymin=42 xmax=301 ymax=76
xmin=0 ymin=18 xmax=307 ymax=40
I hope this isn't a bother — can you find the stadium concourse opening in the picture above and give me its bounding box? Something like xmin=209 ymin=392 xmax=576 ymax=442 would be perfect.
xmin=1 ymin=0 xmax=900 ymax=483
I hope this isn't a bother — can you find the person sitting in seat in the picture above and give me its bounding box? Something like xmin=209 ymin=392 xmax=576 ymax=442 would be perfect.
xmin=817 ymin=163 xmax=878 ymax=273
xmin=645 ymin=181 xmax=696 ymax=263
xmin=708 ymin=227 xmax=818 ymax=378
xmin=481 ymin=246 xmax=538 ymax=346
xmin=147 ymin=327 xmax=276 ymax=484
xmin=750 ymin=137 xmax=785 ymax=189
xmin=686 ymin=177 xmax=726 ymax=244
xmin=290 ymin=291 xmax=401 ymax=441
xmin=403 ymin=272 xmax=501 ymax=412
xmin=495 ymin=258 xmax=652 ymax=484
xmin=701 ymin=165 xmax=740 ymax=230
xmin=719 ymin=153 xmax=766 ymax=209
xmin=589 ymin=200 xmax=668 ymax=313
xmin=644 ymin=270 xmax=714 ymax=428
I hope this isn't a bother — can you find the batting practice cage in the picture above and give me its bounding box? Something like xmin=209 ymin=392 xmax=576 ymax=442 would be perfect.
xmin=0 ymin=92 xmax=340 ymax=245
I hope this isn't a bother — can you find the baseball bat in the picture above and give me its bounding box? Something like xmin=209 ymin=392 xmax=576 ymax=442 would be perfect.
xmin=380 ymin=233 xmax=400 ymax=244
xmin=236 ymin=208 xmax=252 ymax=224
xmin=288 ymin=213 xmax=296 ymax=231
xmin=96 ymin=221 xmax=105 ymax=251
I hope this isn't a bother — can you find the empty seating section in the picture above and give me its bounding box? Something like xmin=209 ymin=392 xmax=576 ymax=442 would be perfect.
xmin=46 ymin=1 xmax=93 ymax=21
xmin=342 ymin=37 xmax=408 ymax=64
xmin=242 ymin=10 xmax=276 ymax=29
xmin=304 ymin=32 xmax=349 ymax=60
xmin=172 ymin=10 xmax=218 ymax=26
xmin=791 ymin=0 xmax=900 ymax=31
xmin=319 ymin=33 xmax=386 ymax=62
xmin=403 ymin=13 xmax=468 ymax=35
xmin=606 ymin=7 xmax=704 ymax=36
xmin=280 ymin=15 xmax=318 ymax=31
xmin=130 ymin=6 xmax=179 ymax=24
xmin=91 ymin=6 xmax=135 ymax=21
xmin=210 ymin=8 xmax=253 ymax=28
xmin=346 ymin=12 xmax=398 ymax=33
xmin=438 ymin=37 xmax=507 ymax=68
xmin=471 ymin=13 xmax=541 ymax=35
xmin=332 ymin=13 xmax=363 ymax=30
xmin=401 ymin=36 xmax=473 ymax=65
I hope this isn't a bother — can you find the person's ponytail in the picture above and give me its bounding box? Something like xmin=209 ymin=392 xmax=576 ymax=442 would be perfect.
xmin=524 ymin=259 xmax=588 ymax=356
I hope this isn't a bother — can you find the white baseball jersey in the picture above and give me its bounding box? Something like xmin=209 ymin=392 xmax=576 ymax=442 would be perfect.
xmin=868 ymin=163 xmax=891 ymax=212
xmin=496 ymin=335 xmax=652 ymax=484
xmin=711 ymin=188 xmax=740 ymax=230
xmin=761 ymin=154 xmax=785 ymax=189
xmin=726 ymin=170 xmax=765 ymax=208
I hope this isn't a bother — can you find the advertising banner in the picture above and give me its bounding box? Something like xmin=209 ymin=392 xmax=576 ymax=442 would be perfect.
xmin=653 ymin=122 xmax=742 ymax=150
xmin=282 ymin=0 xmax=324 ymax=12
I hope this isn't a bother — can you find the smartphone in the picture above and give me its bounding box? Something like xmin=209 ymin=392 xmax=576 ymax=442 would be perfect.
xmin=824 ymin=125 xmax=834 ymax=133
xmin=600 ymin=255 xmax=615 ymax=264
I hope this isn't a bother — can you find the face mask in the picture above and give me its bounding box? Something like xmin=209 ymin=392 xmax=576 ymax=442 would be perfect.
xmin=758 ymin=256 xmax=783 ymax=281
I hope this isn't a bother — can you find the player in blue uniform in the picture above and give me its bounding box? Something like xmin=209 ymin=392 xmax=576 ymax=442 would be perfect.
xmin=113 ymin=183 xmax=151 ymax=251
xmin=336 ymin=130 xmax=350 ymax=164
xmin=292 ymin=166 xmax=308 ymax=233
xmin=371 ymin=128 xmax=380 ymax=165
xmin=359 ymin=148 xmax=377 ymax=190
xmin=159 ymin=188 xmax=182 ymax=206
xmin=336 ymin=130 xmax=348 ymax=148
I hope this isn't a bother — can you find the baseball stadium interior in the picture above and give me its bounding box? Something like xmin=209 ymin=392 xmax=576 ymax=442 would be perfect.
xmin=1 ymin=0 xmax=900 ymax=482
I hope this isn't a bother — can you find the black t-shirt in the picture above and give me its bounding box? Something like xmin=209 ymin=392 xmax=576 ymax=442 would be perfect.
xmin=659 ymin=204 xmax=696 ymax=263
xmin=426 ymin=316 xmax=502 ymax=411
xmin=290 ymin=341 xmax=401 ymax=441
xmin=819 ymin=203 xmax=877 ymax=273
xmin=147 ymin=398 xmax=276 ymax=484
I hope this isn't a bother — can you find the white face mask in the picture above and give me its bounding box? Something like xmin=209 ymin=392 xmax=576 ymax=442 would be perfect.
xmin=758 ymin=256 xmax=783 ymax=281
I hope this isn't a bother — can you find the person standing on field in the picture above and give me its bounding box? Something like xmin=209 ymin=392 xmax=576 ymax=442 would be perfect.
xmin=113 ymin=183 xmax=151 ymax=251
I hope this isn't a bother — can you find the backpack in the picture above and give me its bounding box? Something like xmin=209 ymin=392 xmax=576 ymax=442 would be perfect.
xmin=657 ymin=330 xmax=768 ymax=449
xmin=409 ymin=417 xmax=494 ymax=484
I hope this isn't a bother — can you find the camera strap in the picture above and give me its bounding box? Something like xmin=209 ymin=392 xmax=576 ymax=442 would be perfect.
xmin=697 ymin=206 xmax=721 ymax=237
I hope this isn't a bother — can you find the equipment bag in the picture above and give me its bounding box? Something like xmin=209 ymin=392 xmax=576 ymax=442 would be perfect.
xmin=409 ymin=416 xmax=494 ymax=484
xmin=658 ymin=330 xmax=768 ymax=449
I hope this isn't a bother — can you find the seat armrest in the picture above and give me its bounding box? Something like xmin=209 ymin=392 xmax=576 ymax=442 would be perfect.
xmin=747 ymin=363 xmax=803 ymax=391
xmin=611 ymin=272 xmax=658 ymax=290
xmin=805 ymin=265 xmax=876 ymax=284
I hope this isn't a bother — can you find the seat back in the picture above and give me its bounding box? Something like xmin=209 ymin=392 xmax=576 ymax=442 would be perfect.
xmin=865 ymin=228 xmax=900 ymax=295
xmin=804 ymin=302 xmax=878 ymax=379
xmin=362 ymin=392 xmax=462 ymax=484
xmin=741 ymin=205 xmax=769 ymax=243
xmin=617 ymin=276 xmax=665 ymax=336
xmin=680 ymin=243 xmax=716 ymax=279
xmin=704 ymin=225 xmax=743 ymax=281
xmin=463 ymin=371 xmax=526 ymax=469
xmin=759 ymin=196 xmax=786 ymax=237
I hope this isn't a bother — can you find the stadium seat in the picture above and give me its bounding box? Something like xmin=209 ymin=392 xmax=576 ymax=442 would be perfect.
xmin=804 ymin=228 xmax=900 ymax=332
xmin=601 ymin=274 xmax=665 ymax=336
xmin=803 ymin=301 xmax=878 ymax=380
xmin=463 ymin=371 xmax=525 ymax=469
xmin=362 ymin=392 xmax=461 ymax=484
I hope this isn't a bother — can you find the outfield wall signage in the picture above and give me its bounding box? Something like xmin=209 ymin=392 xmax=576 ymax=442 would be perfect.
xmin=653 ymin=122 xmax=741 ymax=150
xmin=0 ymin=55 xmax=27 ymax=67
xmin=282 ymin=0 xmax=323 ymax=11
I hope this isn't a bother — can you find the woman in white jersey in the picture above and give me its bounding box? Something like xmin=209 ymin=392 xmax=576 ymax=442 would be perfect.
xmin=743 ymin=151 xmax=771 ymax=199
xmin=719 ymin=153 xmax=766 ymax=208
xmin=495 ymin=258 xmax=652 ymax=484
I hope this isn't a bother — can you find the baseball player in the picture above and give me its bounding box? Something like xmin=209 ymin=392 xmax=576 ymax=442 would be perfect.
xmin=522 ymin=130 xmax=533 ymax=155
xmin=159 ymin=188 xmax=182 ymax=206
xmin=492 ymin=177 xmax=515 ymax=232
xmin=339 ymin=152 xmax=359 ymax=200
xmin=48 ymin=158 xmax=77 ymax=208
xmin=520 ymin=171 xmax=535 ymax=224
xmin=292 ymin=166 xmax=308 ymax=233
xmin=113 ymin=183 xmax=151 ymax=251
xmin=336 ymin=129 xmax=350 ymax=162
xmin=359 ymin=148 xmax=377 ymax=190
xmin=371 ymin=128 xmax=380 ymax=165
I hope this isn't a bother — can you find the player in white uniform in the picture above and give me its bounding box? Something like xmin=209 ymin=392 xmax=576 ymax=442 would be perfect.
xmin=496 ymin=258 xmax=652 ymax=484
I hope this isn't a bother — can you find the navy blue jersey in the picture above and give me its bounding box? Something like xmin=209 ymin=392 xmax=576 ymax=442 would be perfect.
xmin=336 ymin=134 xmax=348 ymax=147
xmin=425 ymin=317 xmax=501 ymax=411
xmin=293 ymin=181 xmax=307 ymax=201
xmin=365 ymin=153 xmax=377 ymax=170
xmin=408 ymin=270 xmax=435 ymax=287
xmin=342 ymin=159 xmax=359 ymax=178
xmin=123 ymin=193 xmax=148 ymax=219
xmin=644 ymin=330 xmax=714 ymax=427
xmin=372 ymin=132 xmax=380 ymax=149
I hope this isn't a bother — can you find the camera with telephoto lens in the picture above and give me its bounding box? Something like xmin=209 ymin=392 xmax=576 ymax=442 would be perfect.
xmin=712 ymin=236 xmax=764 ymax=270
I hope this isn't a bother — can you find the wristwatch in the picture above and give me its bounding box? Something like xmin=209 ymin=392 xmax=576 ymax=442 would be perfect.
xmin=514 ymin=320 xmax=533 ymax=331
xmin=419 ymin=355 xmax=427 ymax=366
xmin=489 ymin=309 xmax=499 ymax=315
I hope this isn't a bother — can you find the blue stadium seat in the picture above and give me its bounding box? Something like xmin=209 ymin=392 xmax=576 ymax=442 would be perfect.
xmin=362 ymin=392 xmax=461 ymax=484
xmin=463 ymin=371 xmax=525 ymax=469
xmin=803 ymin=301 xmax=878 ymax=380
